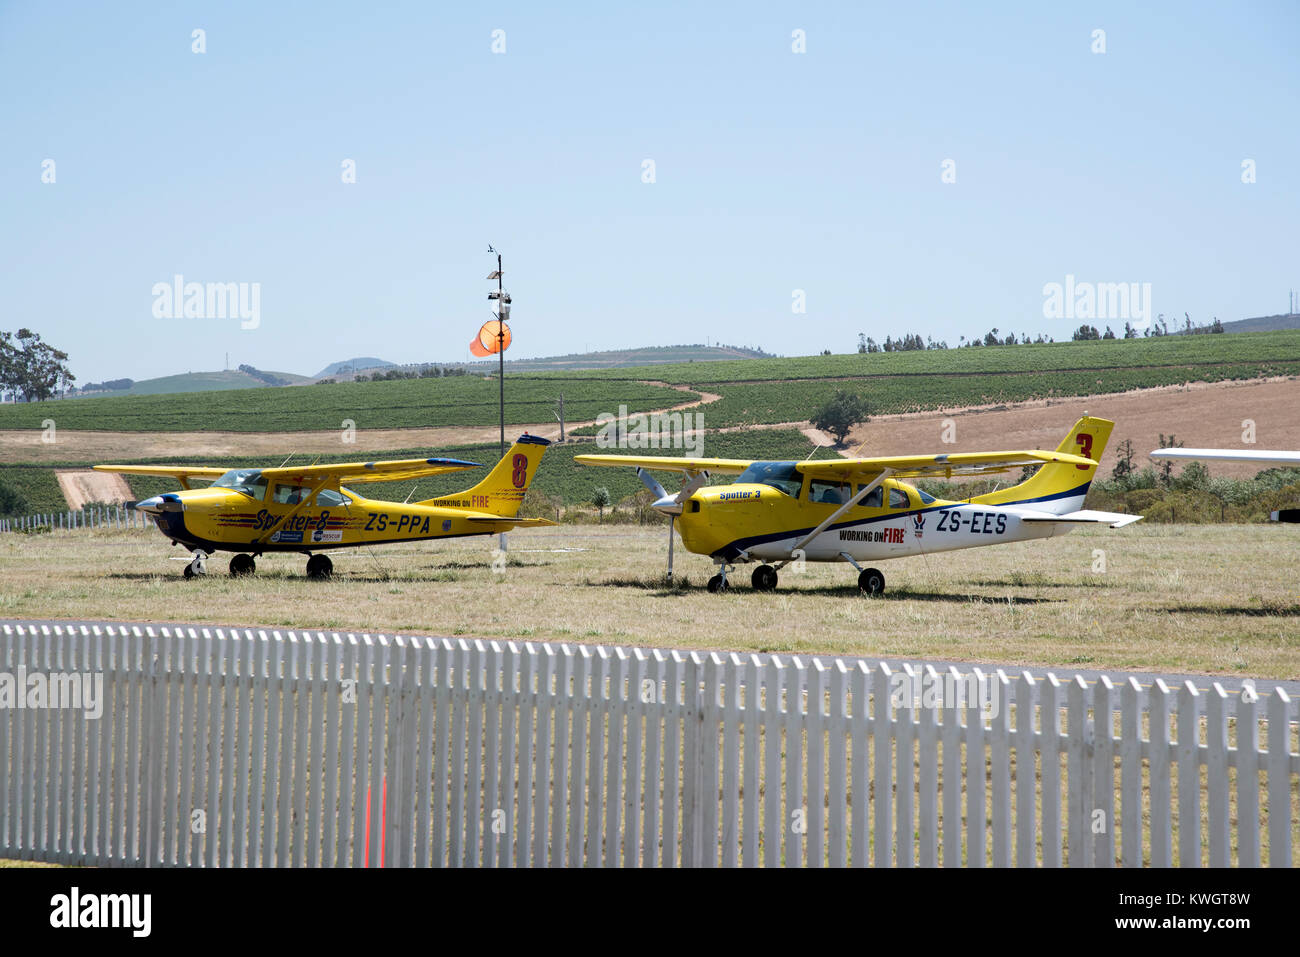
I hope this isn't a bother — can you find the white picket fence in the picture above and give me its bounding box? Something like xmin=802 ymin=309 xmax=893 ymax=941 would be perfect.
xmin=0 ymin=622 xmax=1295 ymax=867
xmin=1 ymin=504 xmax=152 ymax=533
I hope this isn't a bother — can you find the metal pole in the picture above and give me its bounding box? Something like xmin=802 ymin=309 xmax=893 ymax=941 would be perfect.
xmin=496 ymin=252 xmax=507 ymax=553
xmin=497 ymin=252 xmax=505 ymax=459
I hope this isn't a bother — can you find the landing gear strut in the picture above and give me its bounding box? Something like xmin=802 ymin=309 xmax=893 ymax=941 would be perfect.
xmin=229 ymin=554 xmax=256 ymax=577
xmin=306 ymin=554 xmax=333 ymax=580
xmin=706 ymin=564 xmax=732 ymax=593
xmin=751 ymin=564 xmax=778 ymax=591
xmin=183 ymin=550 xmax=207 ymax=579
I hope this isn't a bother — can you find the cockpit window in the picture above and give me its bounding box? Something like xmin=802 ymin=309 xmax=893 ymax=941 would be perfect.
xmin=735 ymin=461 xmax=802 ymax=497
xmin=917 ymin=489 xmax=937 ymax=504
xmin=211 ymin=468 xmax=268 ymax=500
xmin=315 ymin=488 xmax=352 ymax=508
xmin=856 ymin=485 xmax=883 ymax=508
xmin=889 ymin=488 xmax=911 ymax=509
xmin=808 ymin=480 xmax=851 ymax=504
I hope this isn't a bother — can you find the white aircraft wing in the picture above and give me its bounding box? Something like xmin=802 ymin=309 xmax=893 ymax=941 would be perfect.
xmin=1150 ymin=448 xmax=1300 ymax=466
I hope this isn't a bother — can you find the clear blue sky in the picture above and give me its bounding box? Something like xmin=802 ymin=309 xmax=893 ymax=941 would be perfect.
xmin=2 ymin=1 xmax=1297 ymax=383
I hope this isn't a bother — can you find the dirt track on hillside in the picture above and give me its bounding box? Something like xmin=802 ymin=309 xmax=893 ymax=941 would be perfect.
xmin=55 ymin=470 xmax=133 ymax=508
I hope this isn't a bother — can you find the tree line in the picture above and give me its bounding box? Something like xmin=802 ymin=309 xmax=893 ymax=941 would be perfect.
xmin=855 ymin=313 xmax=1225 ymax=353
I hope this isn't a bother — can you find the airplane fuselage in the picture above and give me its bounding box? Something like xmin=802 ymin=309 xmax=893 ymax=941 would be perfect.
xmin=676 ymin=479 xmax=1068 ymax=563
xmin=142 ymin=486 xmax=515 ymax=555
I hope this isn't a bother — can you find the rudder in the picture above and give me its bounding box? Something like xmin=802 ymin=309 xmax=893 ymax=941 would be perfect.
xmin=420 ymin=433 xmax=550 ymax=517
xmin=976 ymin=416 xmax=1113 ymax=514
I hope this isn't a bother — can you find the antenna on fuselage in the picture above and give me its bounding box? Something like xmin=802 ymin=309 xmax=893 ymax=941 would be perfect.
xmin=404 ymin=485 xmax=419 ymax=504
xmin=278 ymin=452 xmax=296 ymax=469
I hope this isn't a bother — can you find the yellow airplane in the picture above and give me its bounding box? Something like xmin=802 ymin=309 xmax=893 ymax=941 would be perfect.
xmin=577 ymin=416 xmax=1140 ymax=593
xmin=94 ymin=434 xmax=553 ymax=578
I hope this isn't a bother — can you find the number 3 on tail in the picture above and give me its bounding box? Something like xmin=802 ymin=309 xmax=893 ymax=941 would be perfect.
xmin=1075 ymin=433 xmax=1093 ymax=470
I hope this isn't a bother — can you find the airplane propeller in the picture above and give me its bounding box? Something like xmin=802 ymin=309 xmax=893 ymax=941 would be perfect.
xmin=636 ymin=467 xmax=708 ymax=580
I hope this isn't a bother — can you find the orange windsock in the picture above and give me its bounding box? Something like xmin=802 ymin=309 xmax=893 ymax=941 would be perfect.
xmin=471 ymin=320 xmax=511 ymax=356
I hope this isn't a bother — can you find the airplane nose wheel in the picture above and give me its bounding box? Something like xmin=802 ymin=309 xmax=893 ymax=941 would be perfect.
xmin=229 ymin=554 xmax=256 ymax=577
xmin=706 ymin=564 xmax=732 ymax=593
xmin=306 ymin=554 xmax=334 ymax=580
xmin=858 ymin=567 xmax=885 ymax=595
xmin=183 ymin=551 xmax=207 ymax=579
xmin=752 ymin=565 xmax=778 ymax=591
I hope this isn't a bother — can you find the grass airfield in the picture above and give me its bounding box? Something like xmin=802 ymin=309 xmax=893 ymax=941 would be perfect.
xmin=2 ymin=523 xmax=1298 ymax=681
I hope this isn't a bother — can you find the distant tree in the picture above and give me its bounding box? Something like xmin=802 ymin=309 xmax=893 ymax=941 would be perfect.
xmin=591 ymin=486 xmax=611 ymax=520
xmin=983 ymin=328 xmax=1000 ymax=346
xmin=1102 ymin=326 xmax=1116 ymax=339
xmin=1157 ymin=434 xmax=1183 ymax=486
xmin=820 ymin=349 xmax=832 ymax=356
xmin=1112 ymin=438 xmax=1136 ymax=482
xmin=812 ymin=390 xmax=870 ymax=447
xmin=1123 ymin=322 xmax=1138 ymax=339
xmin=1071 ymin=325 xmax=1101 ymax=341
xmin=1210 ymin=317 xmax=1224 ymax=334
xmin=0 ymin=478 xmax=28 ymax=517
xmin=0 ymin=329 xmax=75 ymax=401
xmin=857 ymin=333 xmax=867 ymax=354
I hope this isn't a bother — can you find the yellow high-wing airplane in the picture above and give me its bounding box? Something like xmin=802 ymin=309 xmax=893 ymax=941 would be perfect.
xmin=577 ymin=416 xmax=1140 ymax=593
xmin=95 ymin=434 xmax=553 ymax=579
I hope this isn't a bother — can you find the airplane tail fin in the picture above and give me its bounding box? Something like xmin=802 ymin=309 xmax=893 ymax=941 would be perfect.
xmin=975 ymin=416 xmax=1113 ymax=515
xmin=419 ymin=434 xmax=550 ymax=518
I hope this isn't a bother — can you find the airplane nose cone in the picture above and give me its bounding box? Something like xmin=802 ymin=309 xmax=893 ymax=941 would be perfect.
xmin=651 ymin=494 xmax=683 ymax=516
xmin=135 ymin=493 xmax=183 ymax=514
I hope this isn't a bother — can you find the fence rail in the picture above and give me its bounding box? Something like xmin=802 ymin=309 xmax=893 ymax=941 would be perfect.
xmin=0 ymin=622 xmax=1296 ymax=867
xmin=1 ymin=504 xmax=152 ymax=533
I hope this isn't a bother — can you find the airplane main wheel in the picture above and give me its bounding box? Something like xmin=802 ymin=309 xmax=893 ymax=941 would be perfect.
xmin=229 ymin=554 xmax=256 ymax=577
xmin=858 ymin=567 xmax=885 ymax=595
xmin=706 ymin=574 xmax=729 ymax=593
xmin=306 ymin=554 xmax=333 ymax=580
xmin=752 ymin=565 xmax=778 ymax=591
xmin=183 ymin=564 xmax=196 ymax=580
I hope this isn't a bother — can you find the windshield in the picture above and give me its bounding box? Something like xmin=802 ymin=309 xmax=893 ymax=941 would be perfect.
xmin=211 ymin=468 xmax=268 ymax=499
xmin=735 ymin=461 xmax=802 ymax=497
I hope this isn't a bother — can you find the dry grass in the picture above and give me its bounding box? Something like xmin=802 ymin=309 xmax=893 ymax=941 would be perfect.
xmin=1 ymin=522 xmax=1298 ymax=679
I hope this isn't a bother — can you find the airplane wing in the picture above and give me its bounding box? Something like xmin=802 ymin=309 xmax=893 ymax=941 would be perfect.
xmin=1150 ymin=448 xmax=1300 ymax=466
xmin=93 ymin=465 xmax=230 ymax=482
xmin=1018 ymin=509 xmax=1143 ymax=528
xmin=797 ymin=449 xmax=1096 ymax=482
xmin=260 ymin=457 xmax=482 ymax=485
xmin=573 ymin=455 xmax=754 ymax=475
xmin=97 ymin=458 xmax=482 ymax=486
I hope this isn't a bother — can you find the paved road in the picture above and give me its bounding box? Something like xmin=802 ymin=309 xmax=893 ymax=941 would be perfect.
xmin=2 ymin=618 xmax=1296 ymax=709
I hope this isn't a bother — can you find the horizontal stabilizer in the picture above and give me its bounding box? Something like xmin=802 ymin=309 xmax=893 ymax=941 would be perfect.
xmin=1019 ymin=509 xmax=1143 ymax=528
